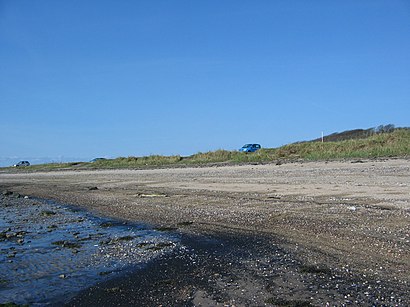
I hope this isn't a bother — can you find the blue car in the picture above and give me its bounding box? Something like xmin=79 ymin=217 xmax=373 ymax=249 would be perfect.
xmin=14 ymin=161 xmax=30 ymax=167
xmin=239 ymin=144 xmax=261 ymax=153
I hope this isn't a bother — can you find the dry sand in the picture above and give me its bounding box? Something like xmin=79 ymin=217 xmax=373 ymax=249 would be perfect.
xmin=1 ymin=158 xmax=409 ymax=305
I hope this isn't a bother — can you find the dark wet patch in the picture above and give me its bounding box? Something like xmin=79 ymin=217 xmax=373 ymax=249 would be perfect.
xmin=99 ymin=271 xmax=115 ymax=276
xmin=66 ymin=229 xmax=410 ymax=307
xmin=0 ymin=302 xmax=29 ymax=307
xmin=115 ymin=235 xmax=134 ymax=241
xmin=300 ymin=264 xmax=331 ymax=275
xmin=265 ymin=297 xmax=312 ymax=306
xmin=154 ymin=226 xmax=178 ymax=232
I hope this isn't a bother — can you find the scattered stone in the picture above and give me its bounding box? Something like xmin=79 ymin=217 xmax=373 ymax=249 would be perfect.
xmin=52 ymin=240 xmax=82 ymax=249
xmin=267 ymin=196 xmax=281 ymax=200
xmin=0 ymin=232 xmax=7 ymax=240
xmin=105 ymin=286 xmax=122 ymax=293
xmin=136 ymin=193 xmax=168 ymax=198
xmin=16 ymin=231 xmax=26 ymax=237
xmin=3 ymin=190 xmax=13 ymax=196
xmin=136 ymin=242 xmax=152 ymax=248
xmin=42 ymin=210 xmax=57 ymax=217
xmin=117 ymin=235 xmax=134 ymax=241
xmin=7 ymin=252 xmax=17 ymax=258
xmin=100 ymin=222 xmax=114 ymax=228
xmin=147 ymin=242 xmax=175 ymax=251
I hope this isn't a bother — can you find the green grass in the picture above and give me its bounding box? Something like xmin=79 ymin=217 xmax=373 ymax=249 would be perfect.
xmin=88 ymin=155 xmax=183 ymax=168
xmin=279 ymin=128 xmax=410 ymax=160
xmin=3 ymin=129 xmax=410 ymax=171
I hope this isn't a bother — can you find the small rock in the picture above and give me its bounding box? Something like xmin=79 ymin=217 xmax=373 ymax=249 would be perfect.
xmin=6 ymin=233 xmax=15 ymax=239
xmin=88 ymin=186 xmax=98 ymax=191
xmin=42 ymin=210 xmax=57 ymax=217
xmin=59 ymin=274 xmax=67 ymax=279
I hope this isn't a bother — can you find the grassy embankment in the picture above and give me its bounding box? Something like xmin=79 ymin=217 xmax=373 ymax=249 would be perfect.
xmin=7 ymin=129 xmax=410 ymax=171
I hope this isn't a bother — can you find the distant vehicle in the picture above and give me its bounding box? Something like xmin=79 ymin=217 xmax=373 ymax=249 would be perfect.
xmin=90 ymin=158 xmax=107 ymax=162
xmin=239 ymin=144 xmax=261 ymax=153
xmin=14 ymin=161 xmax=30 ymax=167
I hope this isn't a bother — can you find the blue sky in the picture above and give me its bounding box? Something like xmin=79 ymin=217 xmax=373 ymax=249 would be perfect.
xmin=1 ymin=1 xmax=409 ymax=165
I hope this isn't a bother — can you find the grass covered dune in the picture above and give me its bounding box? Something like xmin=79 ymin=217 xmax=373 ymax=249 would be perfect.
xmin=19 ymin=128 xmax=410 ymax=171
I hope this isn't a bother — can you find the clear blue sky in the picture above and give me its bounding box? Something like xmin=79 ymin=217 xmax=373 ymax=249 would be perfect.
xmin=1 ymin=1 xmax=409 ymax=165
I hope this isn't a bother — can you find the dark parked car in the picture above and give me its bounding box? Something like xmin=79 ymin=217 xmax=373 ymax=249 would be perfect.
xmin=239 ymin=144 xmax=261 ymax=153
xmin=14 ymin=161 xmax=30 ymax=167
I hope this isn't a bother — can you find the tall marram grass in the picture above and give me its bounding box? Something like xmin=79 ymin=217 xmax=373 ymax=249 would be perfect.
xmin=7 ymin=129 xmax=410 ymax=171
xmin=187 ymin=129 xmax=410 ymax=163
xmin=90 ymin=155 xmax=183 ymax=168
xmin=283 ymin=129 xmax=410 ymax=160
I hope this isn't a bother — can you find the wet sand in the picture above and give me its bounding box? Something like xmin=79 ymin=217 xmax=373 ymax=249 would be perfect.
xmin=1 ymin=159 xmax=409 ymax=306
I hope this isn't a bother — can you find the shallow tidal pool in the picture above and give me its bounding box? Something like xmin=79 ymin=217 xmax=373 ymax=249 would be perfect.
xmin=0 ymin=194 xmax=179 ymax=305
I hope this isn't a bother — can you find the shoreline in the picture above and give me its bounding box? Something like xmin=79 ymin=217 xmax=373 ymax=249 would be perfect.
xmin=1 ymin=159 xmax=409 ymax=305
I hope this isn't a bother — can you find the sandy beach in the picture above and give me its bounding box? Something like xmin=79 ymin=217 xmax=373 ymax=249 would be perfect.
xmin=1 ymin=159 xmax=409 ymax=306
